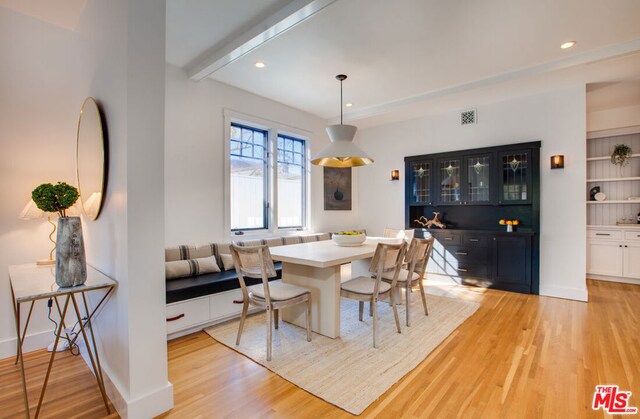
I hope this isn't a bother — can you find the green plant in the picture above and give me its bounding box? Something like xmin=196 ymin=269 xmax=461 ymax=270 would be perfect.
xmin=611 ymin=144 xmax=632 ymax=166
xmin=31 ymin=182 xmax=79 ymax=217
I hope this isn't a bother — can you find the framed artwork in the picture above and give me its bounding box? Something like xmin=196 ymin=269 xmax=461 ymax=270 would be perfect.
xmin=324 ymin=167 xmax=352 ymax=210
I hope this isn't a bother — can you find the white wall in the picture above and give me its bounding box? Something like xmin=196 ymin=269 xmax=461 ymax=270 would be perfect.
xmin=0 ymin=1 xmax=172 ymax=417
xmin=165 ymin=64 xmax=361 ymax=245
xmin=357 ymin=87 xmax=588 ymax=301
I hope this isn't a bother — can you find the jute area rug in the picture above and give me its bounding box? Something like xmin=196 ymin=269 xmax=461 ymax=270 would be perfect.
xmin=205 ymin=291 xmax=479 ymax=415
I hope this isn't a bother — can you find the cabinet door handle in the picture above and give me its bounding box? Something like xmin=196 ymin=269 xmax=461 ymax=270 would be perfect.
xmin=619 ymin=245 xmax=623 ymax=248
xmin=595 ymin=233 xmax=611 ymax=236
xmin=458 ymin=268 xmax=468 ymax=272
xmin=444 ymin=237 xmax=454 ymax=241
xmin=455 ymin=252 xmax=468 ymax=256
xmin=469 ymin=238 xmax=479 ymax=242
xmin=166 ymin=314 xmax=185 ymax=322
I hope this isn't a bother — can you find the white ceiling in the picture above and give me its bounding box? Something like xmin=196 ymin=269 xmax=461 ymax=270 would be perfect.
xmin=168 ymin=0 xmax=640 ymax=122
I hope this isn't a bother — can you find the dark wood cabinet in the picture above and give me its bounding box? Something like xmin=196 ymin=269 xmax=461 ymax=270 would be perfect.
xmin=406 ymin=141 xmax=540 ymax=295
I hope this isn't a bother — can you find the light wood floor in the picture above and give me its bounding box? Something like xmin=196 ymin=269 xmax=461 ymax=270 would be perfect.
xmin=1 ymin=279 xmax=638 ymax=418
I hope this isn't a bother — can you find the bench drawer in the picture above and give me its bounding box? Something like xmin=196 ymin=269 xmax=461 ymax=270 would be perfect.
xmin=166 ymin=297 xmax=210 ymax=334
xmin=624 ymin=230 xmax=640 ymax=241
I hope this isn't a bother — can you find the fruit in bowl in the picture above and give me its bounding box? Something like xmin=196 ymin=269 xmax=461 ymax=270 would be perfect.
xmin=332 ymin=231 xmax=366 ymax=246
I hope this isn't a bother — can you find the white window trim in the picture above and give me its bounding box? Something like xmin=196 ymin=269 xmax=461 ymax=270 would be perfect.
xmin=223 ymin=109 xmax=312 ymax=240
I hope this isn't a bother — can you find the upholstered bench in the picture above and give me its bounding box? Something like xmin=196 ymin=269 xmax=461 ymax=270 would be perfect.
xmin=165 ymin=233 xmax=331 ymax=337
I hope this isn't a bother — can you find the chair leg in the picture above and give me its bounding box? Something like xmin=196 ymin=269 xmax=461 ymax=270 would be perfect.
xmin=274 ymin=309 xmax=279 ymax=329
xmin=372 ymin=299 xmax=378 ymax=348
xmin=236 ymin=300 xmax=249 ymax=345
xmin=359 ymin=301 xmax=364 ymax=321
xmin=390 ymin=290 xmax=401 ymax=334
xmin=306 ymin=297 xmax=312 ymax=342
xmin=267 ymin=307 xmax=273 ymax=361
xmin=369 ymin=301 xmax=373 ymax=317
xmin=419 ymin=280 xmax=428 ymax=316
xmin=406 ymin=283 xmax=412 ymax=327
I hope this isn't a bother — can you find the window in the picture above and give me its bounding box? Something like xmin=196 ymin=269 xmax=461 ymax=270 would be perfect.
xmin=277 ymin=135 xmax=306 ymax=228
xmin=228 ymin=119 xmax=308 ymax=232
xmin=230 ymin=123 xmax=268 ymax=230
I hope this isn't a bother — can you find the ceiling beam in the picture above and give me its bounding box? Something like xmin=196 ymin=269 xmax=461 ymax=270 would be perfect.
xmin=187 ymin=0 xmax=338 ymax=81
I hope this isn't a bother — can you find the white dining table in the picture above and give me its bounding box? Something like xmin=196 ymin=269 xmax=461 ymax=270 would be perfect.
xmin=269 ymin=237 xmax=400 ymax=338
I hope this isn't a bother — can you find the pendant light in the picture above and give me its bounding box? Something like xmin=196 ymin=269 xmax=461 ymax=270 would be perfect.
xmin=311 ymin=74 xmax=374 ymax=167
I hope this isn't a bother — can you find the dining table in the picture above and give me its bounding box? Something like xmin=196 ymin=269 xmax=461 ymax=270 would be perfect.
xmin=269 ymin=237 xmax=401 ymax=339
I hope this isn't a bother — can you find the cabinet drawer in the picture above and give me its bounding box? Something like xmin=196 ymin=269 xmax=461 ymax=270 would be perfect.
xmin=166 ymin=297 xmax=210 ymax=334
xmin=445 ymin=246 xmax=489 ymax=263
xmin=463 ymin=235 xmax=489 ymax=247
xmin=624 ymin=230 xmax=640 ymax=241
xmin=435 ymin=233 xmax=461 ymax=245
xmin=455 ymin=264 xmax=489 ymax=279
xmin=588 ymin=229 xmax=622 ymax=240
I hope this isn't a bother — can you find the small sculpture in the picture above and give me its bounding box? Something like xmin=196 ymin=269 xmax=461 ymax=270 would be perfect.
xmin=414 ymin=212 xmax=446 ymax=229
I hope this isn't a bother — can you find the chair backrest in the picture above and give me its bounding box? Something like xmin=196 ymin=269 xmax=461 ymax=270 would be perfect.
xmin=383 ymin=228 xmax=415 ymax=242
xmin=406 ymin=237 xmax=435 ymax=278
xmin=230 ymin=244 xmax=277 ymax=303
xmin=369 ymin=242 xmax=407 ymax=294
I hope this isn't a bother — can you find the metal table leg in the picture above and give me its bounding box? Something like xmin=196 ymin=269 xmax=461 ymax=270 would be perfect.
xmin=11 ymin=285 xmax=30 ymax=419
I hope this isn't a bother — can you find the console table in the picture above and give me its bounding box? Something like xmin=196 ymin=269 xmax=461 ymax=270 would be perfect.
xmin=9 ymin=264 xmax=116 ymax=418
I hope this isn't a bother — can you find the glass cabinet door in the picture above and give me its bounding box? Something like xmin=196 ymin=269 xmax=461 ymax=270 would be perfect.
xmin=438 ymin=158 xmax=461 ymax=204
xmin=410 ymin=160 xmax=431 ymax=204
xmin=466 ymin=154 xmax=491 ymax=203
xmin=498 ymin=150 xmax=531 ymax=203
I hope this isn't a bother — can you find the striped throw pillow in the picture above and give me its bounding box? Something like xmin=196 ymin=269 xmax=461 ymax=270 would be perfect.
xmin=165 ymin=255 xmax=221 ymax=280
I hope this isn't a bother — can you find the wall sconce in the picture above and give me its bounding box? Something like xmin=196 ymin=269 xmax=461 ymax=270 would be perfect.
xmin=550 ymin=155 xmax=564 ymax=169
xmin=391 ymin=170 xmax=400 ymax=181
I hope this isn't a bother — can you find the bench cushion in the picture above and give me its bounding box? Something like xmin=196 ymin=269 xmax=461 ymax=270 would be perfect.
xmin=166 ymin=262 xmax=283 ymax=304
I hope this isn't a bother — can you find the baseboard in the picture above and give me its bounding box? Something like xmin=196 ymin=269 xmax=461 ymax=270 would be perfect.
xmin=0 ymin=328 xmax=53 ymax=360
xmin=588 ymin=274 xmax=640 ymax=285
xmin=539 ymin=285 xmax=588 ymax=302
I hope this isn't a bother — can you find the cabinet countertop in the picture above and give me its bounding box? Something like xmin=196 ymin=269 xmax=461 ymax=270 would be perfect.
xmin=414 ymin=227 xmax=535 ymax=236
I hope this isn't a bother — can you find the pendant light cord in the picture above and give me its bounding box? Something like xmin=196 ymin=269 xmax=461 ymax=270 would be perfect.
xmin=340 ymin=77 xmax=343 ymax=125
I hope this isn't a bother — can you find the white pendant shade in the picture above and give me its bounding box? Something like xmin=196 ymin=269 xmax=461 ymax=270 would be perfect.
xmin=311 ymin=124 xmax=374 ymax=168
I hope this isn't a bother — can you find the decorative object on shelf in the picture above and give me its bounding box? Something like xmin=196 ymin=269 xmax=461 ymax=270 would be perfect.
xmin=594 ymin=192 xmax=606 ymax=201
xmin=628 ymin=197 xmax=640 ymax=201
xmin=589 ymin=186 xmax=601 ymax=201
xmin=31 ymin=182 xmax=86 ymax=287
xmin=414 ymin=212 xmax=446 ymax=229
xmin=611 ymin=144 xmax=632 ymax=167
xmin=332 ymin=231 xmax=366 ymax=247
xmin=391 ymin=170 xmax=400 ymax=181
xmin=311 ymin=74 xmax=373 ymax=168
xmin=77 ymin=97 xmax=108 ymax=221
xmin=324 ymin=167 xmax=352 ymax=210
xmin=499 ymin=219 xmax=519 ymax=232
xmin=550 ymin=155 xmax=564 ymax=169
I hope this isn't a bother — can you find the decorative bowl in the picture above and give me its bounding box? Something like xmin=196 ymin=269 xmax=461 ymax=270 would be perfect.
xmin=332 ymin=233 xmax=366 ymax=247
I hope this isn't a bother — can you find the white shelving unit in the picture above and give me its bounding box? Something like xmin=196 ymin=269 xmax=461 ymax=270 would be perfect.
xmin=587 ymin=132 xmax=640 ymax=225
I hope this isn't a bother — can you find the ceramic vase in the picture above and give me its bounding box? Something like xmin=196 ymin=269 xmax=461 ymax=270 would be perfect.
xmin=55 ymin=216 xmax=87 ymax=287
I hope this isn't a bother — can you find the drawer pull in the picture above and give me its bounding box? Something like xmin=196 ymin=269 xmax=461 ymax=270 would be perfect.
xmin=455 ymin=252 xmax=468 ymax=256
xmin=166 ymin=314 xmax=185 ymax=322
xmin=469 ymin=239 xmax=479 ymax=242
xmin=444 ymin=237 xmax=454 ymax=241
xmin=595 ymin=233 xmax=611 ymax=236
xmin=458 ymin=268 xmax=468 ymax=272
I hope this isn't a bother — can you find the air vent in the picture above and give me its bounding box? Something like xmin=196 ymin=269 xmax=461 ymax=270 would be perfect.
xmin=461 ymin=109 xmax=477 ymax=125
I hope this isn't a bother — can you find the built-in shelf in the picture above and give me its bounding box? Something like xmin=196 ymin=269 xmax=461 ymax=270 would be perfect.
xmin=587 ymin=153 xmax=640 ymax=161
xmin=587 ymin=200 xmax=640 ymax=204
xmin=586 ymin=177 xmax=640 ymax=183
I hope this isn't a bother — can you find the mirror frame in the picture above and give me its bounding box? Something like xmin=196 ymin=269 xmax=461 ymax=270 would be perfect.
xmin=76 ymin=97 xmax=109 ymax=221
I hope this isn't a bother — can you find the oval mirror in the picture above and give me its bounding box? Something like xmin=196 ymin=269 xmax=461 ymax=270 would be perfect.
xmin=76 ymin=97 xmax=108 ymax=221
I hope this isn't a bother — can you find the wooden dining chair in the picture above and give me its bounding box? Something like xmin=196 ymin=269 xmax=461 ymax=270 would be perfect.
xmin=340 ymin=241 xmax=407 ymax=348
xmin=231 ymin=244 xmax=312 ymax=361
xmin=381 ymin=236 xmax=434 ymax=326
xmin=383 ymin=228 xmax=415 ymax=242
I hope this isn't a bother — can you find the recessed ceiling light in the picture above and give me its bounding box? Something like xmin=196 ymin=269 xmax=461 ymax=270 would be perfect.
xmin=255 ymin=61 xmax=266 ymax=68
xmin=345 ymin=103 xmax=353 ymax=107
xmin=560 ymin=41 xmax=576 ymax=49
